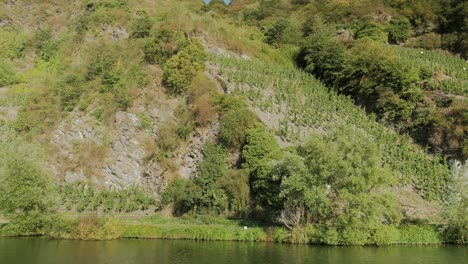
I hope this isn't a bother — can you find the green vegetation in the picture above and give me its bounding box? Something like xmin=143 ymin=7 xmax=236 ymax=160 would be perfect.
xmin=0 ymin=131 xmax=57 ymax=236
xmin=58 ymin=183 xmax=158 ymax=213
xmin=0 ymin=0 xmax=466 ymax=246
xmin=213 ymin=55 xmax=450 ymax=200
xmin=163 ymin=40 xmax=207 ymax=94
xmin=0 ymin=60 xmax=18 ymax=87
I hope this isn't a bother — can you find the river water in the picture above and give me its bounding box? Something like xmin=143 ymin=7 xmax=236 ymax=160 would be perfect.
xmin=0 ymin=238 xmax=466 ymax=264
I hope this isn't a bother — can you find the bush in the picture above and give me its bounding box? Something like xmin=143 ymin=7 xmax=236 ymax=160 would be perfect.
xmin=0 ymin=59 xmax=17 ymax=86
xmin=192 ymin=94 xmax=217 ymax=127
xmin=0 ymin=28 xmax=29 ymax=59
xmin=196 ymin=144 xmax=228 ymax=208
xmin=34 ymin=28 xmax=61 ymax=61
xmin=219 ymin=107 xmax=257 ymax=148
xmin=355 ymin=22 xmax=387 ymax=43
xmin=399 ymin=224 xmax=442 ymax=245
xmin=265 ymin=18 xmax=289 ymax=45
xmin=161 ymin=179 xmax=201 ymax=216
xmin=163 ymin=40 xmax=206 ymax=94
xmin=242 ymin=125 xmax=279 ymax=171
xmin=131 ymin=14 xmax=152 ymax=38
xmin=388 ymin=18 xmax=412 ymax=44
xmin=55 ymin=70 xmax=87 ymax=111
xmin=443 ymin=160 xmax=468 ymax=244
xmin=50 ymin=216 xmax=123 ymax=240
xmin=143 ymin=29 xmax=184 ymax=65
xmin=0 ymin=135 xmax=57 ymax=235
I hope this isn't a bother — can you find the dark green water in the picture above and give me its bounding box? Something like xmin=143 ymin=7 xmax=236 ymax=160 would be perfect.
xmin=0 ymin=238 xmax=466 ymax=264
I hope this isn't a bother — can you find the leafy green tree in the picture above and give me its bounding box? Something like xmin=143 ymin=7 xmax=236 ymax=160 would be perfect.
xmin=216 ymin=169 xmax=250 ymax=216
xmin=161 ymin=178 xmax=201 ymax=216
xmin=265 ymin=18 xmax=289 ymax=45
xmin=195 ymin=143 xmax=228 ymax=212
xmin=440 ymin=0 xmax=468 ymax=58
xmin=196 ymin=143 xmax=227 ymax=188
xmin=387 ymin=18 xmax=412 ymax=44
xmin=253 ymin=126 xmax=401 ymax=244
xmin=0 ymin=133 xmax=57 ymax=234
xmin=355 ymin=22 xmax=387 ymax=43
xmin=337 ymin=40 xmax=420 ymax=121
xmin=297 ymin=17 xmax=346 ymax=86
xmin=219 ymin=107 xmax=257 ymax=148
xmin=163 ymin=40 xmax=206 ymax=94
xmin=242 ymin=125 xmax=279 ymax=171
xmin=143 ymin=29 xmax=184 ymax=64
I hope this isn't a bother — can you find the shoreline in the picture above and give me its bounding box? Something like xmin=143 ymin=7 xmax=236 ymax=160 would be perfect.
xmin=1 ymin=215 xmax=460 ymax=246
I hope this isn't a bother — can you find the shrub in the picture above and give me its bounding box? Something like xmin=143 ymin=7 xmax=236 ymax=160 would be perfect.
xmin=55 ymin=70 xmax=87 ymax=111
xmin=219 ymin=107 xmax=257 ymax=148
xmin=265 ymin=18 xmax=289 ymax=45
xmin=0 ymin=28 xmax=29 ymax=59
xmin=143 ymin=29 xmax=184 ymax=64
xmin=0 ymin=59 xmax=17 ymax=86
xmin=192 ymin=94 xmax=217 ymax=127
xmin=197 ymin=144 xmax=227 ymax=188
xmin=242 ymin=125 xmax=279 ymax=171
xmin=387 ymin=18 xmax=412 ymax=44
xmin=399 ymin=224 xmax=442 ymax=245
xmin=216 ymin=169 xmax=251 ymax=216
xmin=355 ymin=22 xmax=387 ymax=43
xmin=34 ymin=28 xmax=61 ymax=61
xmin=0 ymin=135 xmax=57 ymax=235
xmin=163 ymin=40 xmax=206 ymax=94
xmin=131 ymin=14 xmax=152 ymax=38
xmin=161 ymin=178 xmax=201 ymax=216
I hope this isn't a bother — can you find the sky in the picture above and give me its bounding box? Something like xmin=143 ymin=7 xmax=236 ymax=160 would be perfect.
xmin=203 ymin=0 xmax=232 ymax=5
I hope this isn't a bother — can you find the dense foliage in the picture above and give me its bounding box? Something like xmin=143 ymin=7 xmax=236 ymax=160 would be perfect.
xmin=0 ymin=0 xmax=466 ymax=245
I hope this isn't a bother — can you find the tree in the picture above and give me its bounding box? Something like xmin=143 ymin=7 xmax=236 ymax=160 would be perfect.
xmin=242 ymin=125 xmax=279 ymax=171
xmin=444 ymin=160 xmax=468 ymax=244
xmin=253 ymin=126 xmax=401 ymax=244
xmin=355 ymin=22 xmax=387 ymax=43
xmin=143 ymin=29 xmax=184 ymax=64
xmin=0 ymin=133 xmax=57 ymax=234
xmin=265 ymin=18 xmax=289 ymax=45
xmin=296 ymin=17 xmax=346 ymax=86
xmin=163 ymin=40 xmax=206 ymax=94
xmin=387 ymin=18 xmax=412 ymax=44
xmin=219 ymin=107 xmax=257 ymax=148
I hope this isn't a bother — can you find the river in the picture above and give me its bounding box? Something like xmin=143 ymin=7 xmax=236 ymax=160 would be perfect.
xmin=0 ymin=238 xmax=466 ymax=264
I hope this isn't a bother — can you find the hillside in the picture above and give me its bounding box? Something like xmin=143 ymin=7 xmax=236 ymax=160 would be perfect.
xmin=0 ymin=0 xmax=466 ymax=244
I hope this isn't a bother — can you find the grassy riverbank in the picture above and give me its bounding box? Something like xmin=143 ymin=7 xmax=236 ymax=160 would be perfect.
xmin=0 ymin=214 xmax=450 ymax=246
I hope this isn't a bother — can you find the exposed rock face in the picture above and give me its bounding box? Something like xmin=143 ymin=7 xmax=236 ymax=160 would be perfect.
xmin=337 ymin=29 xmax=354 ymax=42
xmin=103 ymin=111 xmax=146 ymax=187
xmin=175 ymin=123 xmax=219 ymax=179
xmin=103 ymin=24 xmax=129 ymax=41
xmin=48 ymin=88 xmax=219 ymax=194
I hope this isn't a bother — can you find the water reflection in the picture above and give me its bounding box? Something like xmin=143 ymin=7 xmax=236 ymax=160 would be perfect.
xmin=0 ymin=238 xmax=466 ymax=264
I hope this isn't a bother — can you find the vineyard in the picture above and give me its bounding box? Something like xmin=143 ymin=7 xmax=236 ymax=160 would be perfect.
xmin=393 ymin=46 xmax=468 ymax=96
xmin=211 ymin=54 xmax=451 ymax=200
xmin=58 ymin=183 xmax=158 ymax=213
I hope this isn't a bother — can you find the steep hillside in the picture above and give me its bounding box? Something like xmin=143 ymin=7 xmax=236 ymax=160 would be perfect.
xmin=0 ymin=0 xmax=466 ymax=244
